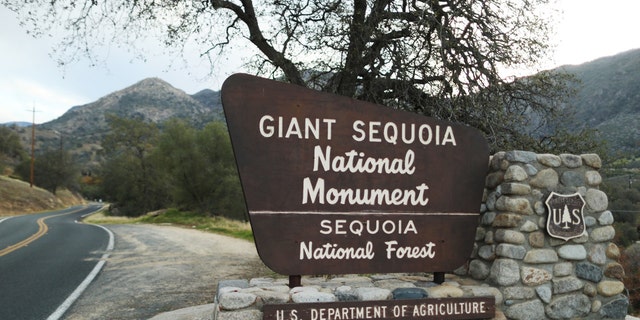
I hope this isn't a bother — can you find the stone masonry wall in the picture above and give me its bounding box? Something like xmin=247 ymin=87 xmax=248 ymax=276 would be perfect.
xmin=464 ymin=151 xmax=629 ymax=319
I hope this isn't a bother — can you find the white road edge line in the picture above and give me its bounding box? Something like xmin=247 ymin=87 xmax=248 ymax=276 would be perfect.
xmin=46 ymin=218 xmax=115 ymax=320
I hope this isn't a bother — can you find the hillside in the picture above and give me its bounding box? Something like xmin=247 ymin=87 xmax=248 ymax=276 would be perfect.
xmin=560 ymin=48 xmax=640 ymax=156
xmin=0 ymin=175 xmax=85 ymax=215
xmin=11 ymin=78 xmax=224 ymax=171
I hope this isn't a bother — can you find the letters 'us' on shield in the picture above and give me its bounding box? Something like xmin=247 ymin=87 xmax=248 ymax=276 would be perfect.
xmin=221 ymin=74 xmax=489 ymax=276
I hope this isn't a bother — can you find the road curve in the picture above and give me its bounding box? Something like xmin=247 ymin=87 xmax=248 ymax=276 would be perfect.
xmin=0 ymin=204 xmax=111 ymax=320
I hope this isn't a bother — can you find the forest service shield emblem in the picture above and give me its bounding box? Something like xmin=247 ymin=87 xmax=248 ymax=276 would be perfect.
xmin=545 ymin=192 xmax=586 ymax=241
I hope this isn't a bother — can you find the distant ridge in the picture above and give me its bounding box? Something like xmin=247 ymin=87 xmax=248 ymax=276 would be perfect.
xmin=1 ymin=121 xmax=31 ymax=127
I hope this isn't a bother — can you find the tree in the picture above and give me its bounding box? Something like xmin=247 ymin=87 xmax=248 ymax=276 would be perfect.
xmin=3 ymin=0 xmax=599 ymax=152
xmin=0 ymin=125 xmax=27 ymax=171
xmin=101 ymin=115 xmax=168 ymax=216
xmin=14 ymin=149 xmax=77 ymax=194
xmin=153 ymin=119 xmax=247 ymax=220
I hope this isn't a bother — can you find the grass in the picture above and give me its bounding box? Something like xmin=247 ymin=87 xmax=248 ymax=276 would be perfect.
xmin=84 ymin=208 xmax=254 ymax=241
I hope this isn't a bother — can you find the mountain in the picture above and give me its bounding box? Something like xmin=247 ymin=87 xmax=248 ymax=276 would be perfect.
xmin=13 ymin=77 xmax=224 ymax=170
xmin=559 ymin=48 xmax=640 ymax=156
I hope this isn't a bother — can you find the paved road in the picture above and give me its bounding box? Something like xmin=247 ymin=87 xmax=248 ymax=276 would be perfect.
xmin=0 ymin=205 xmax=111 ymax=320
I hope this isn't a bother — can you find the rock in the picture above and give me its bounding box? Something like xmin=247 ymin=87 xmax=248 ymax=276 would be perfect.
xmin=597 ymin=281 xmax=625 ymax=297
xmin=575 ymin=262 xmax=603 ymax=283
xmin=604 ymin=262 xmax=625 ymax=280
xmin=606 ymin=243 xmax=620 ymax=259
xmin=553 ymin=276 xmax=584 ymax=294
xmin=537 ymin=154 xmax=562 ymax=167
xmin=530 ymin=169 xmax=559 ymax=189
xmin=218 ymin=292 xmax=257 ymax=310
xmin=504 ymin=165 xmax=528 ymax=182
xmin=492 ymin=213 xmax=523 ymax=228
xmin=504 ymin=299 xmax=545 ymax=320
xmin=528 ymin=231 xmax=545 ymax=248
xmin=505 ymin=151 xmax=537 ymax=163
xmin=355 ymin=287 xmax=391 ymax=301
xmin=425 ymin=284 xmax=464 ymax=298
xmin=585 ymin=171 xmax=602 ymax=186
xmin=597 ymin=210 xmax=614 ymax=225
xmin=536 ymin=285 xmax=552 ymax=303
xmin=599 ymin=295 xmax=629 ymax=319
xmin=489 ymin=259 xmax=520 ymax=286
xmin=581 ymin=154 xmax=602 ymax=169
xmin=557 ymin=244 xmax=587 ymax=260
xmin=590 ymin=226 xmax=615 ymax=242
xmin=585 ymin=189 xmax=608 ymax=212
xmin=545 ymin=293 xmax=590 ymax=319
xmin=495 ymin=230 xmax=526 ymax=244
xmin=588 ymin=244 xmax=606 ymax=265
xmin=560 ymin=154 xmax=583 ymax=168
xmin=500 ymin=183 xmax=531 ymax=195
xmin=523 ymin=249 xmax=558 ymax=264
xmin=521 ymin=267 xmax=552 ymax=286
xmin=469 ymin=259 xmax=490 ymax=280
xmin=291 ymin=291 xmax=336 ymax=303
xmin=561 ymin=171 xmax=584 ymax=187
xmin=553 ymin=262 xmax=573 ymax=277
xmin=503 ymin=286 xmax=535 ymax=300
xmin=334 ymin=286 xmax=358 ymax=301
xmin=496 ymin=196 xmax=533 ymax=215
xmin=392 ymin=287 xmax=428 ymax=300
xmin=495 ymin=244 xmax=526 ymax=259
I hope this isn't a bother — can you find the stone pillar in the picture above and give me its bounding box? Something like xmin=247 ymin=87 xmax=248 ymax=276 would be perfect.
xmin=466 ymin=151 xmax=629 ymax=319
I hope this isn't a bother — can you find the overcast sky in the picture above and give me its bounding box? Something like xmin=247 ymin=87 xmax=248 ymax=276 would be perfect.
xmin=2 ymin=0 xmax=640 ymax=124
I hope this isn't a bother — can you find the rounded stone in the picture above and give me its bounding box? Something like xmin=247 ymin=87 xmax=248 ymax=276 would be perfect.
xmin=581 ymin=154 xmax=602 ymax=169
xmin=561 ymin=171 xmax=585 ymax=187
xmin=600 ymin=295 xmax=630 ymax=319
xmin=505 ymin=151 xmax=537 ymax=163
xmin=604 ymin=262 xmax=625 ymax=280
xmin=521 ymin=266 xmax=552 ymax=286
xmin=557 ymin=244 xmax=587 ymax=260
xmin=520 ymin=220 xmax=539 ymax=232
xmin=545 ymin=294 xmax=590 ymax=319
xmin=496 ymin=196 xmax=533 ymax=215
xmin=537 ymin=154 xmax=562 ymax=167
xmin=478 ymin=245 xmax=496 ymax=261
xmin=591 ymin=299 xmax=602 ymax=312
xmin=219 ymin=292 xmax=258 ymax=310
xmin=530 ymin=168 xmax=559 ymax=189
xmin=496 ymin=244 xmax=526 ymax=259
xmin=606 ymin=243 xmax=620 ymax=259
xmin=590 ymin=226 xmax=615 ymax=242
xmin=489 ymin=259 xmax=520 ymax=286
xmin=575 ymin=262 xmax=603 ymax=283
xmin=355 ymin=287 xmax=391 ymax=301
xmin=500 ymin=183 xmax=531 ymax=195
xmin=481 ymin=211 xmax=496 ymax=226
xmin=469 ymin=259 xmax=490 ymax=280
xmin=536 ymin=284 xmax=552 ymax=303
xmin=505 ymin=165 xmax=528 ymax=182
xmin=486 ymin=172 xmax=505 ymax=189
xmin=495 ymin=229 xmax=526 ymax=244
xmin=584 ymin=283 xmax=597 ymax=297
xmin=588 ymin=244 xmax=606 ymax=265
xmin=560 ymin=154 xmax=583 ymax=168
xmin=504 ymin=299 xmax=545 ymax=320
xmin=553 ymin=276 xmax=584 ymax=294
xmin=598 ymin=211 xmax=614 ymax=225
xmin=425 ymin=284 xmax=464 ymax=298
xmin=528 ymin=231 xmax=545 ymax=248
xmin=585 ymin=188 xmax=608 ymax=212
xmin=553 ymin=262 xmax=573 ymax=277
xmin=585 ymin=170 xmax=602 ymax=186
xmin=524 ymin=249 xmax=558 ymax=264
xmin=503 ymin=287 xmax=535 ymax=300
xmin=492 ymin=213 xmax=523 ymax=228
xmin=597 ymin=281 xmax=625 ymax=297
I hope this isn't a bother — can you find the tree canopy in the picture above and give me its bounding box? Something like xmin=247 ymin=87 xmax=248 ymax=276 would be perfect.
xmin=3 ymin=0 xmax=601 ymax=153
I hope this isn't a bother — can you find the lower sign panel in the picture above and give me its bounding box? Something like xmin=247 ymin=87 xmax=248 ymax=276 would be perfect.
xmin=250 ymin=213 xmax=477 ymax=275
xmin=262 ymin=297 xmax=496 ymax=320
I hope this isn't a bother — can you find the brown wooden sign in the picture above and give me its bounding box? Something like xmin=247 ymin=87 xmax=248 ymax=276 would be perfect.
xmin=262 ymin=297 xmax=495 ymax=320
xmin=221 ymin=74 xmax=489 ymax=275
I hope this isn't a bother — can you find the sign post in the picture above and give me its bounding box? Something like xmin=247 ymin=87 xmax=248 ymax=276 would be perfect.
xmin=221 ymin=74 xmax=489 ymax=277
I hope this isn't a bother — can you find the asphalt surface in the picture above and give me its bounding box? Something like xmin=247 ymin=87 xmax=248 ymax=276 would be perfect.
xmin=0 ymin=205 xmax=110 ymax=320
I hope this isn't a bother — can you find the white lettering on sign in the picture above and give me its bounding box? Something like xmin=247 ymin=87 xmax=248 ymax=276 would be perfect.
xmin=309 ymin=305 xmax=388 ymax=320
xmin=312 ymin=145 xmax=415 ymax=175
xmin=352 ymin=120 xmax=457 ymax=146
xmin=259 ymin=115 xmax=337 ymax=140
xmin=299 ymin=241 xmax=375 ymax=260
xmin=302 ymin=177 xmax=429 ymax=206
xmin=385 ymin=241 xmax=436 ymax=259
xmin=319 ymin=219 xmax=418 ymax=236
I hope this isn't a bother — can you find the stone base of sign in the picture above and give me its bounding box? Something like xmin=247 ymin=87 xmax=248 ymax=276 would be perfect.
xmin=213 ymin=273 xmax=503 ymax=320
